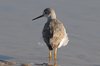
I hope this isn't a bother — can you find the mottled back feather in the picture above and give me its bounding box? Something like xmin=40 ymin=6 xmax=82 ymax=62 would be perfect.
xmin=42 ymin=19 xmax=65 ymax=50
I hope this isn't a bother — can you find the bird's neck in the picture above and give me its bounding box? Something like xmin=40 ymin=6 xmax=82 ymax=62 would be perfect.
xmin=48 ymin=16 xmax=56 ymax=20
xmin=47 ymin=17 xmax=57 ymax=23
xmin=47 ymin=13 xmax=57 ymax=20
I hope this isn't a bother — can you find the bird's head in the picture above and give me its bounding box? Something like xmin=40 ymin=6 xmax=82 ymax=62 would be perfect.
xmin=32 ymin=8 xmax=56 ymax=21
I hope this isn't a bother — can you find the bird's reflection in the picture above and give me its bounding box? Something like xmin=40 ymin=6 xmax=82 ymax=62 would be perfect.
xmin=34 ymin=59 xmax=58 ymax=66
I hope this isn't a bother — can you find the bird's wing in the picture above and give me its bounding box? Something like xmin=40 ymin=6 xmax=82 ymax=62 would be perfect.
xmin=50 ymin=20 xmax=65 ymax=48
xmin=42 ymin=22 xmax=53 ymax=50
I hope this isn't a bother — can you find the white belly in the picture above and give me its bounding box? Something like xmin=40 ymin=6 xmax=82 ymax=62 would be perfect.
xmin=58 ymin=28 xmax=69 ymax=48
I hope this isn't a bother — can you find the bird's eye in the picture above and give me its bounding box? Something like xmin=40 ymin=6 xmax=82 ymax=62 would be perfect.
xmin=45 ymin=11 xmax=48 ymax=14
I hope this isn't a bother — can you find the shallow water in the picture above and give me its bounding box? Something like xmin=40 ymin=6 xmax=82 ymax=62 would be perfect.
xmin=0 ymin=0 xmax=100 ymax=66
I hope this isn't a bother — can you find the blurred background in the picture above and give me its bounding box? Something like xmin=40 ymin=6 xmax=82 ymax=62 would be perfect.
xmin=0 ymin=0 xmax=100 ymax=66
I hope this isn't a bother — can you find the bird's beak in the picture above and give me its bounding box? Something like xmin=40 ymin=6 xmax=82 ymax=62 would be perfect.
xmin=32 ymin=14 xmax=44 ymax=21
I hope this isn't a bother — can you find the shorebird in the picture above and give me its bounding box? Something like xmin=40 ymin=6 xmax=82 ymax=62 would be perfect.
xmin=32 ymin=8 xmax=69 ymax=61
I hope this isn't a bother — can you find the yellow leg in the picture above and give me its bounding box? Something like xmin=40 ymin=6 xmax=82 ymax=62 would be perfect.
xmin=54 ymin=60 xmax=58 ymax=66
xmin=49 ymin=50 xmax=52 ymax=62
xmin=54 ymin=48 xmax=57 ymax=61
